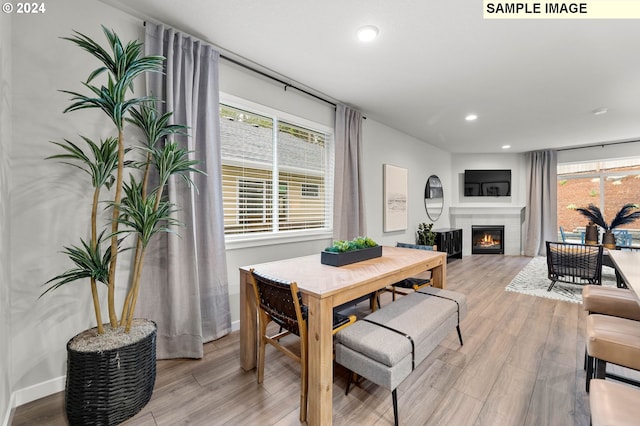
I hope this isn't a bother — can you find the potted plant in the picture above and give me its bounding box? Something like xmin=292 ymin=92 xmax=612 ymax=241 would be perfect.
xmin=416 ymin=222 xmax=437 ymax=248
xmin=321 ymin=236 xmax=381 ymax=266
xmin=42 ymin=27 xmax=201 ymax=425
xmin=576 ymin=203 xmax=640 ymax=249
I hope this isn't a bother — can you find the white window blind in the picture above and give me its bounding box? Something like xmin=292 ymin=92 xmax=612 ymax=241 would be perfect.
xmin=220 ymin=99 xmax=333 ymax=237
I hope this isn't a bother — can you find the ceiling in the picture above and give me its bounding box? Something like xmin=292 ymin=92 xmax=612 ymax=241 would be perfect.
xmin=107 ymin=0 xmax=640 ymax=154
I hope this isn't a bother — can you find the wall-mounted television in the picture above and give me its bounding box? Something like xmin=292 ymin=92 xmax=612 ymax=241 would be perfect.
xmin=464 ymin=169 xmax=511 ymax=197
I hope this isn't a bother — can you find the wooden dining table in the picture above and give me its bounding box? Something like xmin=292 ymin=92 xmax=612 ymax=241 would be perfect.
xmin=239 ymin=245 xmax=448 ymax=425
xmin=607 ymin=250 xmax=640 ymax=304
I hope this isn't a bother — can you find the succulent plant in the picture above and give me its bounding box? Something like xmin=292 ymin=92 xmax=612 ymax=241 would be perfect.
xmin=325 ymin=236 xmax=378 ymax=253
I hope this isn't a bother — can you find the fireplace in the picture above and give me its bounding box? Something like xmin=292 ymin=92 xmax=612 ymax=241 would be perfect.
xmin=471 ymin=225 xmax=505 ymax=255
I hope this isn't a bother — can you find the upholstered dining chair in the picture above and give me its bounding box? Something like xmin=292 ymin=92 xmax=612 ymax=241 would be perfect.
xmin=545 ymin=241 xmax=603 ymax=291
xmin=249 ymin=269 xmax=355 ymax=422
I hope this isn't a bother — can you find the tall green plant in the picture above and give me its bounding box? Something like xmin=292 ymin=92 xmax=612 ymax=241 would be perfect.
xmin=43 ymin=26 xmax=202 ymax=334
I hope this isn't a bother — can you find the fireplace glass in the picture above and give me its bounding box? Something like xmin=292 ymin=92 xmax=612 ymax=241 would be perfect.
xmin=471 ymin=225 xmax=505 ymax=254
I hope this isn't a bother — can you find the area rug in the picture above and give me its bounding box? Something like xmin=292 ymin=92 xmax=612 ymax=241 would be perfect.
xmin=505 ymin=257 xmax=617 ymax=303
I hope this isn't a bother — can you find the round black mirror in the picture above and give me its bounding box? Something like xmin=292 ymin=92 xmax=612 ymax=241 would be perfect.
xmin=424 ymin=175 xmax=443 ymax=221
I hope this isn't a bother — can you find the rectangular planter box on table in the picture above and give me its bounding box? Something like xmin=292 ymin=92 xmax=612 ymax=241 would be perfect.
xmin=321 ymin=245 xmax=383 ymax=267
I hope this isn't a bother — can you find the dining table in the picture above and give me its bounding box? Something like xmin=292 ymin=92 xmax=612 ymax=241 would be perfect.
xmin=239 ymin=245 xmax=448 ymax=425
xmin=607 ymin=250 xmax=640 ymax=304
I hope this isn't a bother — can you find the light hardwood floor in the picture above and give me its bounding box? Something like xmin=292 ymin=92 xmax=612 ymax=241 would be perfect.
xmin=12 ymin=255 xmax=595 ymax=425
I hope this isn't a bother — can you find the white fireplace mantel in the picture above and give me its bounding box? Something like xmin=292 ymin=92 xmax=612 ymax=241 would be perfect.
xmin=450 ymin=205 xmax=525 ymax=256
xmin=450 ymin=206 xmax=525 ymax=217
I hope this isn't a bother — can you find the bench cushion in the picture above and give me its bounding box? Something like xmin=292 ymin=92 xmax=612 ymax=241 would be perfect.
xmin=415 ymin=287 xmax=468 ymax=321
xmin=336 ymin=294 xmax=425 ymax=367
xmin=335 ymin=289 xmax=467 ymax=390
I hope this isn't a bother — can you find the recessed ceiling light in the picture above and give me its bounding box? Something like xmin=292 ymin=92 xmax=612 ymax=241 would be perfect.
xmin=592 ymin=107 xmax=608 ymax=116
xmin=465 ymin=114 xmax=478 ymax=121
xmin=502 ymin=145 xmax=511 ymax=149
xmin=357 ymin=26 xmax=379 ymax=42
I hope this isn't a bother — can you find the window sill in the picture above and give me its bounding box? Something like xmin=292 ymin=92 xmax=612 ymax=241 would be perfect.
xmin=225 ymin=230 xmax=333 ymax=251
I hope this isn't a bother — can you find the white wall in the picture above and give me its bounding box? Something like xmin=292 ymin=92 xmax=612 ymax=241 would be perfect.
xmin=450 ymin=153 xmax=527 ymax=207
xmin=362 ymin=119 xmax=451 ymax=245
xmin=1 ymin=7 xmax=13 ymax=425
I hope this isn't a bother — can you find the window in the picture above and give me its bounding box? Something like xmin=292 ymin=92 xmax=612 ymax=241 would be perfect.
xmin=557 ymin=158 xmax=640 ymax=243
xmin=301 ymin=183 xmax=319 ymax=198
xmin=238 ymin=178 xmax=271 ymax=229
xmin=220 ymin=96 xmax=333 ymax=238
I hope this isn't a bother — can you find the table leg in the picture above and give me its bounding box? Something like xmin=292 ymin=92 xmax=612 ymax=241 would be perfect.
xmin=431 ymin=261 xmax=447 ymax=289
xmin=306 ymin=295 xmax=334 ymax=426
xmin=240 ymin=269 xmax=257 ymax=370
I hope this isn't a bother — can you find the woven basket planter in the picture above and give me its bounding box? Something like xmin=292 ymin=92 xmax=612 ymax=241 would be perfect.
xmin=65 ymin=319 xmax=157 ymax=426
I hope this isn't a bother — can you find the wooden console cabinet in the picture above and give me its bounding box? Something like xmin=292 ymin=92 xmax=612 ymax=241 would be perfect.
xmin=434 ymin=228 xmax=463 ymax=261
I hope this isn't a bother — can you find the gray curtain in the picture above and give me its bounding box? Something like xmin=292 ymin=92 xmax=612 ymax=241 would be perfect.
xmin=523 ymin=150 xmax=558 ymax=257
xmin=333 ymin=104 xmax=366 ymax=240
xmin=137 ymin=23 xmax=231 ymax=359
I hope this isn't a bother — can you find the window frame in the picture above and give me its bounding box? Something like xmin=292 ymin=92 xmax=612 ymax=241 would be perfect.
xmin=220 ymin=93 xmax=334 ymax=249
xmin=557 ymin=158 xmax=640 ymax=243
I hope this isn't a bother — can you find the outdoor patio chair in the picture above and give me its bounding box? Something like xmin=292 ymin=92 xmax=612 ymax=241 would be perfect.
xmin=613 ymin=229 xmax=632 ymax=247
xmin=546 ymin=241 xmax=603 ymax=291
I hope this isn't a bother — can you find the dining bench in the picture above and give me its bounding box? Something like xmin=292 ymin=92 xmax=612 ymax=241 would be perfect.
xmin=334 ymin=287 xmax=467 ymax=426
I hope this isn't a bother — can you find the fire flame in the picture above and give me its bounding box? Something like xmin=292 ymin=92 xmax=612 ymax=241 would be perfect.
xmin=479 ymin=233 xmax=499 ymax=246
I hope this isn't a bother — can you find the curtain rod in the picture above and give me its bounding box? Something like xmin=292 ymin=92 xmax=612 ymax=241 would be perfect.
xmin=557 ymin=139 xmax=640 ymax=152
xmin=219 ymin=55 xmax=337 ymax=108
xmin=142 ymin=21 xmax=343 ymax=111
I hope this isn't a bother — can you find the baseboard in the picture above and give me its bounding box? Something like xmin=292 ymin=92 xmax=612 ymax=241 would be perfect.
xmin=10 ymin=324 xmax=240 ymax=412
xmin=14 ymin=375 xmax=65 ymax=407
xmin=1 ymin=392 xmax=16 ymax=426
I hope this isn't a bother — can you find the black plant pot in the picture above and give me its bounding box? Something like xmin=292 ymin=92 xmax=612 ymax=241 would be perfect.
xmin=320 ymin=245 xmax=383 ymax=266
xmin=65 ymin=319 xmax=157 ymax=426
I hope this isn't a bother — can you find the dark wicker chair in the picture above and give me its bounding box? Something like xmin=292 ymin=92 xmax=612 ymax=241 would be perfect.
xmin=249 ymin=269 xmax=355 ymax=423
xmin=546 ymin=241 xmax=603 ymax=291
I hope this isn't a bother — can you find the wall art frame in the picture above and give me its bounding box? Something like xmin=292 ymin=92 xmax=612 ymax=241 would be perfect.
xmin=383 ymin=163 xmax=408 ymax=232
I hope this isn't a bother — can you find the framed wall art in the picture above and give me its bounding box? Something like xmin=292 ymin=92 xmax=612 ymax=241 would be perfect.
xmin=383 ymin=164 xmax=408 ymax=232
